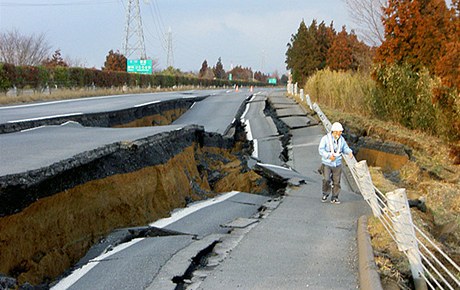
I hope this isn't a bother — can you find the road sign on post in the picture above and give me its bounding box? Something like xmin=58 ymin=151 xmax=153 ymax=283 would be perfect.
xmin=268 ymin=78 xmax=277 ymax=85
xmin=127 ymin=59 xmax=153 ymax=74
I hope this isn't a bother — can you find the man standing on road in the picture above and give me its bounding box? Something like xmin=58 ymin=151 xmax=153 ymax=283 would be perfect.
xmin=318 ymin=122 xmax=353 ymax=204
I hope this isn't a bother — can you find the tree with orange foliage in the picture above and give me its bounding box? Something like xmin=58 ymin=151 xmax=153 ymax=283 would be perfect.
xmin=42 ymin=49 xmax=68 ymax=68
xmin=103 ymin=50 xmax=127 ymax=72
xmin=327 ymin=26 xmax=353 ymax=71
xmin=376 ymin=0 xmax=453 ymax=74
xmin=327 ymin=26 xmax=371 ymax=71
xmin=375 ymin=0 xmax=459 ymax=142
xmin=435 ymin=0 xmax=460 ymax=90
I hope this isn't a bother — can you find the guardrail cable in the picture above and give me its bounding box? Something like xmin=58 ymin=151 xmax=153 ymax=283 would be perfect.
xmin=418 ymin=244 xmax=456 ymax=289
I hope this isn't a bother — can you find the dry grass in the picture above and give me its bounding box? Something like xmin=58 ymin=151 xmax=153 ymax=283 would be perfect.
xmin=0 ymin=86 xmax=196 ymax=106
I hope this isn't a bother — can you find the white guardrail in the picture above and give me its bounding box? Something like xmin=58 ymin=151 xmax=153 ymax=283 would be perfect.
xmin=288 ymin=83 xmax=460 ymax=290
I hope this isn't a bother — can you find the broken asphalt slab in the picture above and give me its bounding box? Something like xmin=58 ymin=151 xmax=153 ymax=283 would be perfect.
xmin=253 ymin=162 xmax=315 ymax=185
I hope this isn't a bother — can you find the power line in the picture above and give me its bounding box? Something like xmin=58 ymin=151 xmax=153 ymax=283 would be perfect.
xmin=146 ymin=1 xmax=167 ymax=50
xmin=166 ymin=27 xmax=174 ymax=68
xmin=0 ymin=1 xmax=117 ymax=7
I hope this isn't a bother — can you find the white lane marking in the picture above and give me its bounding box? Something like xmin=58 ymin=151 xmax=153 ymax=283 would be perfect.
xmin=134 ymin=100 xmax=161 ymax=107
xmin=242 ymin=118 xmax=257 ymax=158
xmin=189 ymin=102 xmax=196 ymax=109
xmin=290 ymin=142 xmax=319 ymax=148
xmin=241 ymin=103 xmax=250 ymax=121
xmin=151 ymin=191 xmax=240 ymax=228
xmin=20 ymin=126 xmax=48 ymax=133
xmin=21 ymin=121 xmax=82 ymax=132
xmin=0 ymin=94 xmax=127 ymax=109
xmin=51 ymin=238 xmax=144 ymax=290
xmin=244 ymin=119 xmax=253 ymax=141
xmin=7 ymin=113 xmax=83 ymax=123
xmin=253 ymin=139 xmax=259 ymax=159
xmin=51 ymin=191 xmax=240 ymax=290
xmin=257 ymin=162 xmax=293 ymax=171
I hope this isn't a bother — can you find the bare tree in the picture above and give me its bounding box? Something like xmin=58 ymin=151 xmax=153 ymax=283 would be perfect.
xmin=0 ymin=29 xmax=51 ymax=66
xmin=65 ymin=56 xmax=88 ymax=68
xmin=345 ymin=0 xmax=386 ymax=46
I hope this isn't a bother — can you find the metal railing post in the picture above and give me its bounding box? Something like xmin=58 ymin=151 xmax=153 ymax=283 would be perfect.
xmin=312 ymin=102 xmax=332 ymax=131
xmin=354 ymin=160 xmax=381 ymax=217
xmin=305 ymin=94 xmax=313 ymax=110
xmin=387 ymin=189 xmax=427 ymax=290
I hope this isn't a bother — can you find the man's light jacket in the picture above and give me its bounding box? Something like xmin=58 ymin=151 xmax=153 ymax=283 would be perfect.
xmin=318 ymin=133 xmax=353 ymax=167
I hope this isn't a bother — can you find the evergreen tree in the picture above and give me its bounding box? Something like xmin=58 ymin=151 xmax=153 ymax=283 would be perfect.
xmin=199 ymin=60 xmax=208 ymax=78
xmin=316 ymin=21 xmax=336 ymax=69
xmin=285 ymin=20 xmax=321 ymax=85
xmin=254 ymin=71 xmax=269 ymax=82
xmin=213 ymin=57 xmax=226 ymax=79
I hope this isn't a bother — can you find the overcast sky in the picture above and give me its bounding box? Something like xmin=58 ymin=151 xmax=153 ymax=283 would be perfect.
xmin=0 ymin=0 xmax=356 ymax=74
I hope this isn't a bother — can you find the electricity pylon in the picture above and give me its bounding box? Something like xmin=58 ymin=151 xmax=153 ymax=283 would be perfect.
xmin=123 ymin=0 xmax=147 ymax=59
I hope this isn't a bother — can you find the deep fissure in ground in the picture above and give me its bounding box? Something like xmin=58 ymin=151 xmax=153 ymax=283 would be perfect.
xmin=0 ymin=99 xmax=288 ymax=288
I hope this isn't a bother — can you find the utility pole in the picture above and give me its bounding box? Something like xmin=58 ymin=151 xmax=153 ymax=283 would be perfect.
xmin=166 ymin=27 xmax=174 ymax=68
xmin=123 ymin=0 xmax=147 ymax=59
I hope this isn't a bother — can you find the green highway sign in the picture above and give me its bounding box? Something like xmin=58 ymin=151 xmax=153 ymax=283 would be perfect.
xmin=268 ymin=78 xmax=277 ymax=85
xmin=127 ymin=59 xmax=153 ymax=74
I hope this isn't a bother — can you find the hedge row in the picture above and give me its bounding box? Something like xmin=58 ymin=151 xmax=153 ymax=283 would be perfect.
xmin=0 ymin=63 xmax=263 ymax=92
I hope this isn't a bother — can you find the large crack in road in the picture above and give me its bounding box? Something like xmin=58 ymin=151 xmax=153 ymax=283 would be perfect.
xmin=0 ymin=93 xmax=291 ymax=288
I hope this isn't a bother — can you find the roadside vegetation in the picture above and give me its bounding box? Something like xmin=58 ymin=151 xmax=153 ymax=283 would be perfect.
xmin=286 ymin=0 xmax=459 ymax=288
xmin=0 ymin=30 xmax=285 ymax=105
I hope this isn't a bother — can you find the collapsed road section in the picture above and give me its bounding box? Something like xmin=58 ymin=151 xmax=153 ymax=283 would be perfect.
xmin=0 ymin=91 xmax=207 ymax=134
xmin=0 ymin=89 xmax=290 ymax=288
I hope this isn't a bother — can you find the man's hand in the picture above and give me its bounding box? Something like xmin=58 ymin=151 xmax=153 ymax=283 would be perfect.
xmin=348 ymin=152 xmax=353 ymax=158
xmin=330 ymin=155 xmax=336 ymax=161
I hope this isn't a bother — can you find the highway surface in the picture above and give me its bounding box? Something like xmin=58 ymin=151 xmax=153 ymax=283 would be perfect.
xmin=1 ymin=88 xmax=305 ymax=289
xmin=0 ymin=122 xmax=184 ymax=176
xmin=54 ymin=192 xmax=271 ymax=290
xmin=241 ymin=93 xmax=283 ymax=165
xmin=172 ymin=90 xmax=251 ymax=135
xmin=0 ymin=90 xmax=216 ymax=124
xmin=0 ymin=89 xmax=263 ymax=176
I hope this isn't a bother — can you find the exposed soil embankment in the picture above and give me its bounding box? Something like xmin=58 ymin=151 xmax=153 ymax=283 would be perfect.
xmin=0 ymin=124 xmax=272 ymax=286
xmin=0 ymin=125 xmax=205 ymax=217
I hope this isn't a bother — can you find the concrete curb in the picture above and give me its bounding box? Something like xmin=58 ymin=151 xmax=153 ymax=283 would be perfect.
xmin=357 ymin=215 xmax=384 ymax=290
